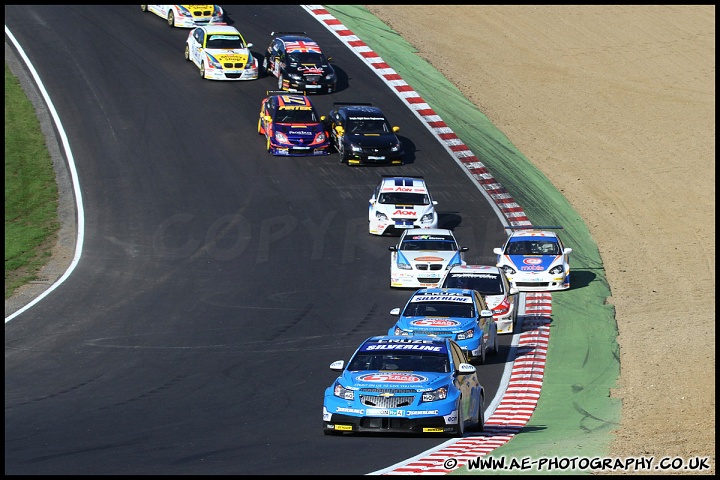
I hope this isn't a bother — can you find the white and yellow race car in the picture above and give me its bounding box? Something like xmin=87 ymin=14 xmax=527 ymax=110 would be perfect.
xmin=141 ymin=5 xmax=224 ymax=28
xmin=184 ymin=25 xmax=258 ymax=81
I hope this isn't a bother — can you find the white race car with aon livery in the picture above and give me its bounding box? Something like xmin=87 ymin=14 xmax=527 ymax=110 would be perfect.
xmin=184 ymin=25 xmax=258 ymax=81
xmin=389 ymin=229 xmax=467 ymax=289
xmin=369 ymin=176 xmax=439 ymax=236
xmin=493 ymin=226 xmax=572 ymax=292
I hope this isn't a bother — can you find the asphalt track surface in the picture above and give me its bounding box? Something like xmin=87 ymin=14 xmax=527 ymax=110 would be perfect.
xmin=3 ymin=5 xmax=531 ymax=475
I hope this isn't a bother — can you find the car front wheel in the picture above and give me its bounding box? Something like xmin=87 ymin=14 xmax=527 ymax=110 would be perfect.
xmin=184 ymin=45 xmax=191 ymax=61
xmin=167 ymin=11 xmax=175 ymax=26
xmin=199 ymin=62 xmax=205 ymax=79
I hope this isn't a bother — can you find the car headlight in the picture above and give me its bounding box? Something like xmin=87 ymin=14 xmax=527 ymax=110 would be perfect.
xmin=422 ymin=386 xmax=448 ymax=402
xmin=376 ymin=211 xmax=388 ymax=221
xmin=275 ymin=132 xmax=289 ymax=143
xmin=501 ymin=265 xmax=516 ymax=275
xmin=390 ymin=141 xmax=401 ymax=152
xmin=288 ymin=72 xmax=303 ymax=81
xmin=315 ymin=132 xmax=327 ymax=142
xmin=456 ymin=328 xmax=475 ymax=340
xmin=207 ymin=56 xmax=223 ymax=69
xmin=350 ymin=144 xmax=363 ymax=153
xmin=548 ymin=265 xmax=564 ymax=274
xmin=333 ymin=383 xmax=354 ymax=400
xmin=420 ymin=213 xmax=433 ymax=223
xmin=325 ymin=72 xmax=336 ymax=81
xmin=396 ymin=256 xmax=412 ymax=270
xmin=393 ymin=326 xmax=410 ymax=336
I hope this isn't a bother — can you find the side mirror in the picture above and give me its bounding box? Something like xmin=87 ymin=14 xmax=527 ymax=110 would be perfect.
xmin=327 ymin=56 xmax=334 ymax=62
xmin=509 ymin=286 xmax=520 ymax=295
xmin=457 ymin=363 xmax=476 ymax=374
xmin=246 ymin=42 xmax=254 ymax=48
xmin=330 ymin=360 xmax=344 ymax=371
xmin=390 ymin=308 xmax=401 ymax=316
xmin=320 ymin=115 xmax=326 ymax=122
xmin=460 ymin=247 xmax=469 ymax=252
xmin=388 ymin=245 xmax=397 ymax=252
xmin=563 ymin=247 xmax=573 ymax=254
xmin=392 ymin=126 xmax=400 ymax=133
xmin=493 ymin=247 xmax=503 ymax=255
xmin=480 ymin=309 xmax=494 ymax=319
xmin=335 ymin=126 xmax=344 ymax=135
xmin=432 ymin=200 xmax=438 ymax=205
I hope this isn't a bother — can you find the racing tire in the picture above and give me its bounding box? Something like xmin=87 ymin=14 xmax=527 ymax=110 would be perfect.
xmin=140 ymin=5 xmax=148 ymax=12
xmin=167 ymin=11 xmax=175 ymax=27
xmin=454 ymin=399 xmax=466 ymax=438
xmin=262 ymin=57 xmax=271 ymax=76
xmin=257 ymin=118 xmax=264 ymax=135
xmin=338 ymin=143 xmax=349 ymax=164
xmin=475 ymin=342 xmax=486 ymax=365
xmin=277 ymin=74 xmax=285 ymax=90
xmin=467 ymin=394 xmax=485 ymax=433
xmin=200 ymin=62 xmax=206 ymax=80
xmin=184 ymin=45 xmax=191 ymax=61
xmin=266 ymin=136 xmax=272 ymax=153
xmin=489 ymin=329 xmax=499 ymax=356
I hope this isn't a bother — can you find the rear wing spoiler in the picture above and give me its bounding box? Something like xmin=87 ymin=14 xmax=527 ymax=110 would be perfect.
xmin=505 ymin=225 xmax=564 ymax=230
xmin=332 ymin=102 xmax=373 ymax=107
xmin=270 ymin=31 xmax=307 ymax=37
xmin=265 ymin=90 xmax=306 ymax=96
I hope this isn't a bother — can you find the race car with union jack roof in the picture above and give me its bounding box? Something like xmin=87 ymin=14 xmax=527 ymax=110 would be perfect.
xmin=141 ymin=5 xmax=224 ymax=28
xmin=262 ymin=31 xmax=337 ymax=94
xmin=323 ymin=335 xmax=485 ymax=436
xmin=369 ymin=176 xmax=439 ymax=235
xmin=257 ymin=91 xmax=330 ymax=156
xmin=184 ymin=24 xmax=258 ymax=81
xmin=493 ymin=226 xmax=572 ymax=292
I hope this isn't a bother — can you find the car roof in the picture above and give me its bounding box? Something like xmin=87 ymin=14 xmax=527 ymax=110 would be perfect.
xmin=413 ymin=287 xmax=473 ymax=296
xmin=448 ymin=264 xmax=502 ymax=274
xmin=338 ymin=105 xmax=385 ymax=116
xmin=201 ymin=25 xmax=242 ymax=35
xmin=508 ymin=229 xmax=560 ymax=239
xmin=364 ymin=334 xmax=448 ymax=346
xmin=401 ymin=228 xmax=454 ymax=237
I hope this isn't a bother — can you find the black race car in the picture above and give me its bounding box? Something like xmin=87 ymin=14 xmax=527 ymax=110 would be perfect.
xmin=262 ymin=31 xmax=336 ymax=94
xmin=324 ymin=103 xmax=405 ymax=166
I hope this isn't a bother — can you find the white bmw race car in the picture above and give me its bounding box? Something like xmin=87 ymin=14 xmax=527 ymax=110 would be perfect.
xmin=389 ymin=229 xmax=467 ymax=289
xmin=141 ymin=5 xmax=224 ymax=28
xmin=184 ymin=25 xmax=259 ymax=81
xmin=493 ymin=226 xmax=572 ymax=292
xmin=368 ymin=176 xmax=438 ymax=235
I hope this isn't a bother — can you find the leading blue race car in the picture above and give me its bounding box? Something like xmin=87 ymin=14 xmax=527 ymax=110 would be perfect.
xmin=323 ymin=335 xmax=485 ymax=436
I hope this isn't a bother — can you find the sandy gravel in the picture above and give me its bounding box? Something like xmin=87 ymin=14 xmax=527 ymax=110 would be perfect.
xmin=365 ymin=4 xmax=715 ymax=474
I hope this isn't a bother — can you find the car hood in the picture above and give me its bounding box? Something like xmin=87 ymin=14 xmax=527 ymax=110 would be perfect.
xmin=274 ymin=122 xmax=324 ymax=138
xmin=341 ymin=370 xmax=449 ymax=390
xmin=376 ymin=203 xmax=434 ymax=219
xmin=348 ymin=133 xmax=399 ymax=148
xmin=504 ymin=254 xmax=561 ymax=271
xmin=399 ymin=250 xmax=462 ymax=265
xmin=394 ymin=316 xmax=477 ymax=333
xmin=204 ymin=48 xmax=251 ymax=63
xmin=483 ymin=294 xmax=506 ymax=309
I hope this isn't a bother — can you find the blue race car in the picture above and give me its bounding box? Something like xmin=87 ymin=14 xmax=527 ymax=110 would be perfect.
xmin=389 ymin=288 xmax=498 ymax=365
xmin=493 ymin=226 xmax=572 ymax=292
xmin=257 ymin=91 xmax=330 ymax=156
xmin=323 ymin=335 xmax=484 ymax=436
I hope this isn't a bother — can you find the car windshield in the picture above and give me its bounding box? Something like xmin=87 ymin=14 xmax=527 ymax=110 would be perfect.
xmin=348 ymin=352 xmax=450 ymax=373
xmin=443 ymin=273 xmax=503 ymax=295
xmin=402 ymin=300 xmax=475 ymax=318
xmin=346 ymin=119 xmax=389 ymax=134
xmin=507 ymin=240 xmax=560 ymax=255
xmin=206 ymin=35 xmax=243 ymax=49
xmin=275 ymin=108 xmax=318 ymax=123
xmin=400 ymin=239 xmax=458 ymax=251
xmin=378 ymin=192 xmax=430 ymax=205
xmin=287 ymin=52 xmax=326 ymax=65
